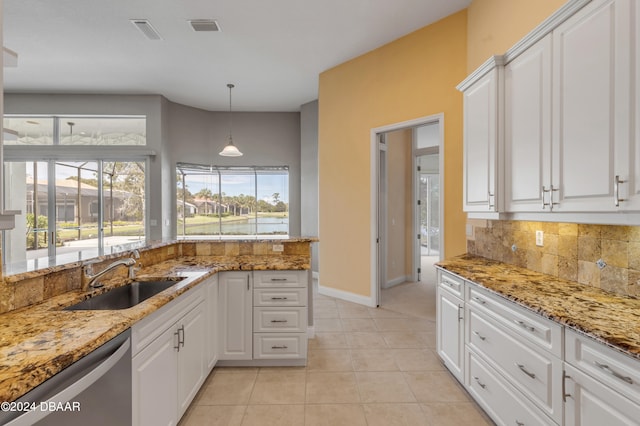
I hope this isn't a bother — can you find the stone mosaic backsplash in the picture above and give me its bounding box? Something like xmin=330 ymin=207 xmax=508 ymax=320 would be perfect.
xmin=467 ymin=220 xmax=640 ymax=297
xmin=0 ymin=239 xmax=313 ymax=314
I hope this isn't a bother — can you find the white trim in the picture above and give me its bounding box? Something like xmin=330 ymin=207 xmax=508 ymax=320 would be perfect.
xmin=307 ymin=326 xmax=315 ymax=338
xmin=370 ymin=113 xmax=445 ymax=310
xmin=312 ymin=271 xmax=319 ymax=281
xmin=385 ymin=275 xmax=410 ymax=289
xmin=318 ymin=284 xmax=376 ymax=307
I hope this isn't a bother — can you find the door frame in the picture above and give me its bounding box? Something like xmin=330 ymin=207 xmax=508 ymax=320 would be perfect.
xmin=370 ymin=113 xmax=444 ymax=307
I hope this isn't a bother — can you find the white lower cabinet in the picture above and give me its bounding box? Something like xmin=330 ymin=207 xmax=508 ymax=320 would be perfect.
xmin=436 ymin=280 xmax=465 ymax=382
xmin=132 ymin=286 xmax=206 ymax=426
xmin=205 ymin=274 xmax=219 ymax=371
xmin=218 ymin=271 xmax=253 ymax=360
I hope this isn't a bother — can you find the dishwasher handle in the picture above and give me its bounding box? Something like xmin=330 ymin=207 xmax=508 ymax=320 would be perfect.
xmin=5 ymin=333 xmax=131 ymax=426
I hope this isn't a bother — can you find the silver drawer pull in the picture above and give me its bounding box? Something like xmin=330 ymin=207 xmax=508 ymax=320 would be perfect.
xmin=270 ymin=278 xmax=289 ymax=281
xmin=471 ymin=296 xmax=486 ymax=304
xmin=442 ymin=280 xmax=457 ymax=289
xmin=514 ymin=320 xmax=535 ymax=333
xmin=516 ymin=421 xmax=525 ymax=426
xmin=594 ymin=361 xmax=634 ymax=385
xmin=270 ymin=320 xmax=288 ymax=323
xmin=270 ymin=297 xmax=288 ymax=300
xmin=473 ymin=331 xmax=486 ymax=341
xmin=272 ymin=345 xmax=288 ymax=349
xmin=473 ymin=376 xmax=486 ymax=389
xmin=516 ymin=363 xmax=536 ymax=379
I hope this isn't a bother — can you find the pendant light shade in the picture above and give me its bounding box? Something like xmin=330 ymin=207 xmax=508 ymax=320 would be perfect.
xmin=219 ymin=83 xmax=243 ymax=157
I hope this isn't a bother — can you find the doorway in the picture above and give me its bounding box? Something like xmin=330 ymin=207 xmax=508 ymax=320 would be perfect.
xmin=372 ymin=115 xmax=443 ymax=308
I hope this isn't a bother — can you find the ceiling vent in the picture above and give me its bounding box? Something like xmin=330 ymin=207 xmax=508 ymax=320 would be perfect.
xmin=188 ymin=19 xmax=221 ymax=32
xmin=130 ymin=19 xmax=163 ymax=40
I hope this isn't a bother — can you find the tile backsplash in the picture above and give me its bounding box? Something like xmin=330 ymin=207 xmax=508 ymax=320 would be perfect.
xmin=467 ymin=220 xmax=640 ymax=297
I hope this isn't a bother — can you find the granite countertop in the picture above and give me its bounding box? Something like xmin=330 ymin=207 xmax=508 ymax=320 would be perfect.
xmin=0 ymin=255 xmax=310 ymax=403
xmin=436 ymin=254 xmax=640 ymax=360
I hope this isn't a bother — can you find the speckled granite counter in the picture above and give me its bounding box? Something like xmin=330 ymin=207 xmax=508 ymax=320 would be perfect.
xmin=436 ymin=254 xmax=640 ymax=360
xmin=0 ymin=255 xmax=310 ymax=403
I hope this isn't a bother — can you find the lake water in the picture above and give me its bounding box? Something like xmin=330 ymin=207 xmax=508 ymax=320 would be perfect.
xmin=182 ymin=216 xmax=288 ymax=236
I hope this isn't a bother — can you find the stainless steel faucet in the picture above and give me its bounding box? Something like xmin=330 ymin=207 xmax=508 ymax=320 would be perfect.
xmin=82 ymin=249 xmax=141 ymax=290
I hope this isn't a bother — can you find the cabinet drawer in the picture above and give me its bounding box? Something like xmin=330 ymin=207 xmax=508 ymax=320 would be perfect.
xmin=466 ymin=348 xmax=556 ymax=426
xmin=468 ymin=308 xmax=562 ymax=423
xmin=253 ymin=270 xmax=308 ymax=287
xmin=467 ymin=284 xmax=563 ymax=357
xmin=253 ymin=333 xmax=307 ymax=359
xmin=438 ymin=270 xmax=464 ymax=298
xmin=253 ymin=307 xmax=307 ymax=332
xmin=254 ymin=287 xmax=307 ymax=307
xmin=565 ymin=328 xmax=640 ymax=404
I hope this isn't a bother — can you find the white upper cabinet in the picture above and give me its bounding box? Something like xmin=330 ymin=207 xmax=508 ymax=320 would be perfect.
xmin=551 ymin=0 xmax=632 ymax=212
xmin=505 ymin=34 xmax=552 ymax=212
xmin=459 ymin=58 xmax=504 ymax=214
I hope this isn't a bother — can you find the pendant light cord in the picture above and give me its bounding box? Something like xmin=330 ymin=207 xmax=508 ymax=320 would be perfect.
xmin=228 ymin=83 xmax=234 ymax=138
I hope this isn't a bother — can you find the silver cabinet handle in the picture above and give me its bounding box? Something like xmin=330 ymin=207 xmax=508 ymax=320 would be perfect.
xmin=458 ymin=304 xmax=463 ymax=321
xmin=541 ymin=186 xmax=550 ymax=209
xmin=247 ymin=275 xmax=250 ymax=291
xmin=594 ymin=361 xmax=634 ymax=384
xmin=271 ymin=345 xmax=288 ymax=349
xmin=270 ymin=278 xmax=288 ymax=281
xmin=174 ymin=325 xmax=185 ymax=351
xmin=516 ymin=421 xmax=525 ymax=426
xmin=514 ymin=320 xmax=535 ymax=333
xmin=473 ymin=331 xmax=486 ymax=341
xmin=473 ymin=376 xmax=486 ymax=389
xmin=488 ymin=191 xmax=495 ymax=210
xmin=270 ymin=297 xmax=288 ymax=300
xmin=471 ymin=296 xmax=486 ymax=304
xmin=516 ymin=363 xmax=536 ymax=379
xmin=614 ymin=175 xmax=626 ymax=207
xmin=442 ymin=279 xmax=457 ymax=290
xmin=542 ymin=185 xmax=559 ymax=210
xmin=270 ymin=319 xmax=288 ymax=323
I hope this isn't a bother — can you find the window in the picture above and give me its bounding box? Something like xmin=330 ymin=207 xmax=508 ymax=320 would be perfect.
xmin=3 ymin=160 xmax=146 ymax=268
xmin=3 ymin=115 xmax=146 ymax=146
xmin=177 ymin=164 xmax=289 ymax=238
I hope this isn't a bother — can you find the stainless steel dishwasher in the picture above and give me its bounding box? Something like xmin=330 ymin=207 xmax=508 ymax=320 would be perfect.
xmin=1 ymin=329 xmax=132 ymax=426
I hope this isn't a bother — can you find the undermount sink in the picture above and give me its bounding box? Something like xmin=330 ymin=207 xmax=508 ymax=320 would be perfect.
xmin=65 ymin=279 xmax=183 ymax=311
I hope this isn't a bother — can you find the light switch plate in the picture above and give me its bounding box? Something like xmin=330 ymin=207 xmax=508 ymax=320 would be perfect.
xmin=535 ymin=230 xmax=544 ymax=247
xmin=272 ymin=244 xmax=284 ymax=252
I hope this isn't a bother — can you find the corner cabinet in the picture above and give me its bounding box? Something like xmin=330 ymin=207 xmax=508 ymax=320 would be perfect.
xmin=457 ymin=56 xmax=504 ymax=216
xmin=218 ymin=271 xmax=253 ymax=360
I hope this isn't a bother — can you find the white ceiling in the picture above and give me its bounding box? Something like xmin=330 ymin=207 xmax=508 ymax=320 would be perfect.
xmin=3 ymin=0 xmax=470 ymax=112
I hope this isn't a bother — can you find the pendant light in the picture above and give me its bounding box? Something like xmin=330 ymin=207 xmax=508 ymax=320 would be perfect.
xmin=219 ymin=83 xmax=243 ymax=157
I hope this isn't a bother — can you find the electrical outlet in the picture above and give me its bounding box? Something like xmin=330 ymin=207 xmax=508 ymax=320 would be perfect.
xmin=535 ymin=230 xmax=544 ymax=247
xmin=272 ymin=244 xmax=284 ymax=252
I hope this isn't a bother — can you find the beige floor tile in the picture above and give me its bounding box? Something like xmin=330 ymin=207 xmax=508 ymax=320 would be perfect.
xmin=373 ymin=318 xmax=416 ymax=331
xmin=305 ymin=404 xmax=367 ymax=426
xmin=392 ymin=349 xmax=445 ymax=372
xmin=313 ymin=307 xmax=340 ymax=319
xmin=382 ymin=331 xmax=431 ymax=348
xmin=404 ymin=371 xmax=470 ymax=403
xmin=341 ymin=318 xmax=378 ymax=332
xmin=241 ymin=405 xmax=305 ymax=426
xmin=345 ymin=332 xmax=388 ymax=349
xmin=179 ymin=405 xmax=245 ymax=426
xmin=196 ymin=371 xmax=257 ymax=405
xmin=367 ymin=307 xmax=410 ymax=319
xmin=363 ymin=403 xmax=429 ymax=426
xmin=314 ymin=318 xmax=343 ymax=332
xmin=307 ymin=349 xmax=353 ymax=371
xmin=338 ymin=305 xmax=372 ymax=318
xmin=356 ymin=372 xmax=417 ymax=403
xmin=306 ymin=372 xmax=360 ymax=403
xmin=421 ymin=402 xmax=494 ymax=426
xmin=308 ymin=332 xmax=349 ymax=349
xmin=350 ymin=349 xmax=398 ymax=372
xmin=248 ymin=371 xmax=306 ymax=404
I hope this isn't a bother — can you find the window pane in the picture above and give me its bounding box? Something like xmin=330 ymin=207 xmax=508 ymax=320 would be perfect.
xmin=3 ymin=117 xmax=54 ymax=145
xmin=102 ymin=162 xmax=146 ymax=249
xmin=60 ymin=117 xmax=146 ymax=145
xmin=180 ymin=172 xmax=222 ymax=237
xmin=256 ymin=171 xmax=288 ymax=236
xmin=220 ymin=170 xmax=256 ymax=236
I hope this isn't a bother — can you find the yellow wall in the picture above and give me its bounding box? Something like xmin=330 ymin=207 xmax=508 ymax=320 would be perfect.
xmin=318 ymin=11 xmax=468 ymax=297
xmin=467 ymin=0 xmax=567 ymax=71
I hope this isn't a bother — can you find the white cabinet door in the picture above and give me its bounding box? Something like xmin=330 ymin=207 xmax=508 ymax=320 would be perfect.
xmin=505 ymin=34 xmax=553 ymax=212
xmin=461 ymin=63 xmax=502 ymax=213
xmin=218 ymin=271 xmax=253 ymax=360
xmin=552 ymin=0 xmax=632 ymax=212
xmin=565 ymin=363 xmax=640 ymax=426
xmin=205 ymin=275 xmax=219 ymax=371
xmin=177 ymin=302 xmax=206 ymax=418
xmin=436 ymin=285 xmax=464 ymax=382
xmin=132 ymin=325 xmax=178 ymax=426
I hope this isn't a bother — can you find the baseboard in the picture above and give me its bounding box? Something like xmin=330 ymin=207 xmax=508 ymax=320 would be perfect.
xmin=318 ymin=284 xmax=376 ymax=307
xmin=384 ymin=275 xmax=409 ymax=289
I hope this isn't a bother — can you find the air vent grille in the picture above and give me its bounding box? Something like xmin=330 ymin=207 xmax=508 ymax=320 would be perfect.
xmin=130 ymin=19 xmax=162 ymax=40
xmin=189 ymin=19 xmax=221 ymax=32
